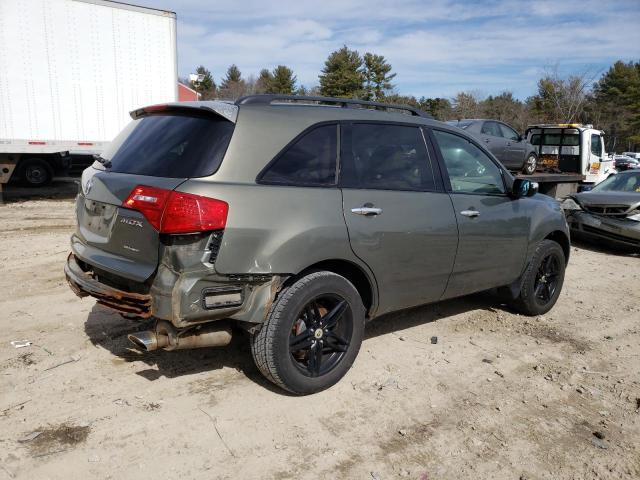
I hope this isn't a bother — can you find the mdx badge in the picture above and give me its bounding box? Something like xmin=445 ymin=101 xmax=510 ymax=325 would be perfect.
xmin=120 ymin=217 xmax=143 ymax=228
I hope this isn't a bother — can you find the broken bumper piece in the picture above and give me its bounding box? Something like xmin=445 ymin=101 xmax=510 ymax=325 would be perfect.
xmin=64 ymin=253 xmax=152 ymax=318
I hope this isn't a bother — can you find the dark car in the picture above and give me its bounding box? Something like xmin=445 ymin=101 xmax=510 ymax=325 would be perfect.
xmin=613 ymin=155 xmax=640 ymax=171
xmin=447 ymin=119 xmax=538 ymax=174
xmin=65 ymin=95 xmax=570 ymax=394
xmin=562 ymin=170 xmax=640 ymax=250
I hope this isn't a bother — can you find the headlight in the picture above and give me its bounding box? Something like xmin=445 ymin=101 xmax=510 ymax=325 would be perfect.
xmin=561 ymin=198 xmax=582 ymax=211
xmin=627 ymin=210 xmax=640 ymax=222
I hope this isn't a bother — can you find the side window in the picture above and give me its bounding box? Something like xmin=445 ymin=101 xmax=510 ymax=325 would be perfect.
xmin=260 ymin=125 xmax=337 ymax=186
xmin=432 ymin=130 xmax=506 ymax=195
xmin=499 ymin=123 xmax=519 ymax=141
xmin=481 ymin=121 xmax=502 ymax=137
xmin=342 ymin=123 xmax=436 ymax=191
xmin=590 ymin=135 xmax=603 ymax=156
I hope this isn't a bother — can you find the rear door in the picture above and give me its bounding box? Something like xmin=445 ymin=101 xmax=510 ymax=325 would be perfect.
xmin=72 ymin=108 xmax=235 ymax=282
xmin=340 ymin=122 xmax=458 ymax=315
xmin=429 ymin=128 xmax=529 ymax=298
xmin=499 ymin=122 xmax=526 ymax=169
xmin=480 ymin=121 xmax=508 ymax=162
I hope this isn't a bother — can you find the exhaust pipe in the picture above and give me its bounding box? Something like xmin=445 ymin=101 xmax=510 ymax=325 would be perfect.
xmin=128 ymin=320 xmax=232 ymax=352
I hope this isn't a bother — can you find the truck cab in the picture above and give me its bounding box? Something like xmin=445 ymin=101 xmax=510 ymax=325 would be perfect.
xmin=525 ymin=124 xmax=615 ymax=188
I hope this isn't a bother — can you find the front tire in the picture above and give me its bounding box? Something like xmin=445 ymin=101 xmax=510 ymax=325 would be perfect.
xmin=522 ymin=153 xmax=538 ymax=175
xmin=251 ymin=271 xmax=365 ymax=395
xmin=511 ymin=240 xmax=565 ymax=315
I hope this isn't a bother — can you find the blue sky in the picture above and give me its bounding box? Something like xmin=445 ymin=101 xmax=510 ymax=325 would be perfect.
xmin=137 ymin=0 xmax=640 ymax=100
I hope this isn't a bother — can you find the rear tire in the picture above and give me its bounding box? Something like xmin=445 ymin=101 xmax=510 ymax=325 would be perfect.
xmin=251 ymin=271 xmax=365 ymax=395
xmin=522 ymin=153 xmax=538 ymax=175
xmin=511 ymin=240 xmax=565 ymax=315
xmin=20 ymin=158 xmax=53 ymax=187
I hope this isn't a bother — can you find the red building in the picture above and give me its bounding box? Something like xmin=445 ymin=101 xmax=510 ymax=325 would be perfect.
xmin=178 ymin=82 xmax=200 ymax=101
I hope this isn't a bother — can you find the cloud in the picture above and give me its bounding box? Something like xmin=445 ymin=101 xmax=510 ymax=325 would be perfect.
xmin=138 ymin=0 xmax=640 ymax=98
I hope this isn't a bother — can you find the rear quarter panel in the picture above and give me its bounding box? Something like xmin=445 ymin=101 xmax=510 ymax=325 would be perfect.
xmin=178 ymin=181 xmax=373 ymax=278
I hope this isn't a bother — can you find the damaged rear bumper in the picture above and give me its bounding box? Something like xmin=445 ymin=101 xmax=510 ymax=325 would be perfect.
xmin=65 ymin=252 xmax=285 ymax=328
xmin=64 ymin=253 xmax=152 ymax=318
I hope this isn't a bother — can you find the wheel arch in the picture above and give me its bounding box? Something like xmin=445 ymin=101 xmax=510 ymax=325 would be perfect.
xmin=295 ymin=259 xmax=378 ymax=318
xmin=544 ymin=230 xmax=570 ymax=264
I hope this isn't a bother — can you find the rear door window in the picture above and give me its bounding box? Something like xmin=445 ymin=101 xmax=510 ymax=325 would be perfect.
xmin=341 ymin=123 xmax=436 ymax=191
xmin=481 ymin=121 xmax=502 ymax=137
xmin=260 ymin=124 xmax=338 ymax=186
xmin=102 ymin=112 xmax=235 ymax=178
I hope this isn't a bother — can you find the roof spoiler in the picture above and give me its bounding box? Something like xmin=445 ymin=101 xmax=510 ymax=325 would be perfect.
xmin=130 ymin=101 xmax=238 ymax=123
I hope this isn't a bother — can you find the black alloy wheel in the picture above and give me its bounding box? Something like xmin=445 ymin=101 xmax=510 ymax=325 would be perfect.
xmin=251 ymin=270 xmax=365 ymax=394
xmin=533 ymin=254 xmax=560 ymax=304
xmin=289 ymin=295 xmax=353 ymax=377
xmin=511 ymin=239 xmax=566 ymax=316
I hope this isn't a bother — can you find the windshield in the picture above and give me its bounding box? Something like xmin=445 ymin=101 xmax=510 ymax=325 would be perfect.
xmin=446 ymin=120 xmax=473 ymax=129
xmin=100 ymin=112 xmax=235 ymax=178
xmin=592 ymin=172 xmax=640 ymax=192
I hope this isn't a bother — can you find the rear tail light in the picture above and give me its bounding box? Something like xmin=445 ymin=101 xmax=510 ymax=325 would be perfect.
xmin=122 ymin=185 xmax=228 ymax=234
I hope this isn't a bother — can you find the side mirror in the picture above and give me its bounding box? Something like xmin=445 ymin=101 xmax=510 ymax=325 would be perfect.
xmin=512 ymin=178 xmax=538 ymax=198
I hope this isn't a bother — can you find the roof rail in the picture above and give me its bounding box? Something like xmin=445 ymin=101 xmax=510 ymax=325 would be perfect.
xmin=235 ymin=94 xmax=432 ymax=118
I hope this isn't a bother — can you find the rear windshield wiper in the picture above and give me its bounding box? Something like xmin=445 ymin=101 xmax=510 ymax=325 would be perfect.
xmin=93 ymin=154 xmax=112 ymax=169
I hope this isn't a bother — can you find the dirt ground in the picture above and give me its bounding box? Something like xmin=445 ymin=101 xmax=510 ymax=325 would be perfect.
xmin=1 ymin=186 xmax=639 ymax=480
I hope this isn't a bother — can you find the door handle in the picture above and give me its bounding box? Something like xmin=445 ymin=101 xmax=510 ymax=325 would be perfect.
xmin=351 ymin=207 xmax=383 ymax=216
xmin=460 ymin=210 xmax=480 ymax=218
xmin=484 ymin=139 xmax=490 ymax=143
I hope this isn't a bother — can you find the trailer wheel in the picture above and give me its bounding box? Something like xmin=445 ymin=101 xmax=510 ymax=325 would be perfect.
xmin=20 ymin=158 xmax=53 ymax=187
xmin=522 ymin=153 xmax=538 ymax=175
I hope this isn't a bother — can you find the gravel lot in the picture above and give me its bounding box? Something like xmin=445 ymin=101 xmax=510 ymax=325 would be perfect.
xmin=1 ymin=190 xmax=639 ymax=480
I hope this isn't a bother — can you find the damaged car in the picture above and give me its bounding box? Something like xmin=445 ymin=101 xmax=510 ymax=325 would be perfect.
xmin=66 ymin=95 xmax=570 ymax=394
xmin=562 ymin=170 xmax=640 ymax=250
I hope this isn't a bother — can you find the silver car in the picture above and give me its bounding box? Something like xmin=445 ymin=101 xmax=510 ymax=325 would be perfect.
xmin=447 ymin=119 xmax=538 ymax=174
xmin=65 ymin=95 xmax=570 ymax=394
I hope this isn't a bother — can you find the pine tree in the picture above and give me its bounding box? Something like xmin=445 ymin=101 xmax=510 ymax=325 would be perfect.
xmin=218 ymin=64 xmax=246 ymax=100
xmin=318 ymin=46 xmax=364 ymax=98
xmin=255 ymin=68 xmax=273 ymax=94
xmin=190 ymin=65 xmax=216 ymax=100
xmin=592 ymin=61 xmax=640 ymax=150
xmin=362 ymin=53 xmax=396 ymax=101
xmin=267 ymin=66 xmax=297 ymax=94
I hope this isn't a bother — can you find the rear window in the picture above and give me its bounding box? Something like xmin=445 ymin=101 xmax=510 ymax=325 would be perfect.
xmin=100 ymin=112 xmax=235 ymax=178
xmin=259 ymin=124 xmax=338 ymax=186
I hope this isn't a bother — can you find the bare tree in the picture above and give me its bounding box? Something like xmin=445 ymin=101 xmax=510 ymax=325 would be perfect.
xmin=452 ymin=91 xmax=484 ymax=119
xmin=532 ymin=65 xmax=600 ymax=123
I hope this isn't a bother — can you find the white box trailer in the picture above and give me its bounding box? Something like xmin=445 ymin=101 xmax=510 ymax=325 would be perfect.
xmin=0 ymin=0 xmax=177 ymax=189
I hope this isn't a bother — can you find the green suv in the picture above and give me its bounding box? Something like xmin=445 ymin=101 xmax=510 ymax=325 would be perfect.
xmin=65 ymin=95 xmax=570 ymax=394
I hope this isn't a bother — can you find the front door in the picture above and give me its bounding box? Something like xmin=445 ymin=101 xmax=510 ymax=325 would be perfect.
xmin=340 ymin=123 xmax=458 ymax=315
xmin=429 ymin=128 xmax=530 ymax=299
